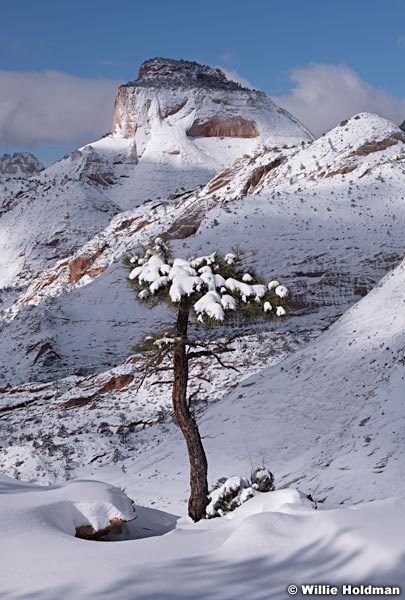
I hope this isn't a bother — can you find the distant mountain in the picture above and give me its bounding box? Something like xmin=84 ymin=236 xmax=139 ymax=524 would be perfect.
xmin=111 ymin=57 xmax=312 ymax=157
xmin=49 ymin=57 xmax=312 ymax=211
xmin=0 ymin=152 xmax=44 ymax=177
xmin=0 ymin=58 xmax=312 ymax=294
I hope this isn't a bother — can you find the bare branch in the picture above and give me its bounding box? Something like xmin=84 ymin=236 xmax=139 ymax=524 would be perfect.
xmin=187 ymin=349 xmax=240 ymax=371
xmin=135 ymin=371 xmax=150 ymax=392
xmin=134 ymin=348 xmax=172 ymax=392
xmin=188 ymin=383 xmax=203 ymax=406
xmin=187 ymin=346 xmax=235 ymax=358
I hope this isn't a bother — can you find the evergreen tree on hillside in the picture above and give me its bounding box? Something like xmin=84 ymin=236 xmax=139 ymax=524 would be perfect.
xmin=128 ymin=238 xmax=289 ymax=521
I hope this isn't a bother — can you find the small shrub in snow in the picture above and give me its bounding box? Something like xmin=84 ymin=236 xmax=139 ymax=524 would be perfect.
xmin=207 ymin=467 xmax=275 ymax=518
xmin=251 ymin=466 xmax=275 ymax=492
xmin=116 ymin=424 xmax=129 ymax=444
xmin=40 ymin=433 xmax=56 ymax=456
xmin=206 ymin=476 xmax=254 ymax=518
xmin=97 ymin=422 xmax=112 ymax=436
xmin=57 ymin=424 xmax=68 ymax=438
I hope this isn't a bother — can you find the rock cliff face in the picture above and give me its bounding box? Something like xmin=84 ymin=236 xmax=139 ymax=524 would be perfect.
xmin=111 ymin=58 xmax=312 ymax=148
xmin=0 ymin=152 xmax=44 ymax=177
xmin=186 ymin=116 xmax=260 ymax=138
xmin=136 ymin=58 xmax=231 ymax=87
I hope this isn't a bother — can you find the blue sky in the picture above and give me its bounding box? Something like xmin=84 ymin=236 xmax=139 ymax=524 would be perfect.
xmin=2 ymin=0 xmax=405 ymax=163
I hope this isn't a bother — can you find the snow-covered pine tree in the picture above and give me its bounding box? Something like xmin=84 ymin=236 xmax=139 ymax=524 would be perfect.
xmin=128 ymin=238 xmax=289 ymax=521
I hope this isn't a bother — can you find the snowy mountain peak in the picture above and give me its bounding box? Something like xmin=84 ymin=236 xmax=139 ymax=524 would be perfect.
xmin=0 ymin=152 xmax=44 ymax=177
xmin=321 ymin=112 xmax=404 ymax=149
xmin=111 ymin=57 xmax=312 ymax=147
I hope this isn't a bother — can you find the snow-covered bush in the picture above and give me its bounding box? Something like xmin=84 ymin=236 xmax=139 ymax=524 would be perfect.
xmin=251 ymin=466 xmax=275 ymax=492
xmin=206 ymin=476 xmax=254 ymax=518
xmin=207 ymin=467 xmax=275 ymax=518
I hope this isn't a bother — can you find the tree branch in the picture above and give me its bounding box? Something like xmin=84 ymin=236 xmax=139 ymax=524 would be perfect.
xmin=134 ymin=349 xmax=172 ymax=391
xmin=188 ymin=383 xmax=203 ymax=406
xmin=187 ymin=349 xmax=240 ymax=371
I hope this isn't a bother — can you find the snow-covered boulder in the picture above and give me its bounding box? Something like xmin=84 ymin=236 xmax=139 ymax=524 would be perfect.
xmin=0 ymin=475 xmax=136 ymax=540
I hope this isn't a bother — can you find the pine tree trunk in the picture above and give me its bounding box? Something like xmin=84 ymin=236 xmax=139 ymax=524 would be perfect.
xmin=172 ymin=300 xmax=209 ymax=521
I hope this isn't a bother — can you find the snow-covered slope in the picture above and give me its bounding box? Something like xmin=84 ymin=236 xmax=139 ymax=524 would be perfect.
xmin=1 ymin=477 xmax=404 ymax=599
xmin=195 ymin=254 xmax=405 ymax=506
xmin=0 ymin=177 xmax=120 ymax=292
xmin=1 ymin=115 xmax=405 ymax=514
xmin=4 ymin=231 xmax=399 ymax=512
xmin=2 ymin=112 xmax=405 ymax=385
xmin=204 ymin=112 xmax=405 ymax=198
xmin=48 ymin=244 xmax=405 ymax=521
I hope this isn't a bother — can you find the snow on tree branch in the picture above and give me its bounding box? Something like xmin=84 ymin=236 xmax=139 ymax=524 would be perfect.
xmin=128 ymin=239 xmax=289 ymax=323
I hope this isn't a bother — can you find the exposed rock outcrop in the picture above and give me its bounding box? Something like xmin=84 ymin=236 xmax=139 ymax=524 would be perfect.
xmin=75 ymin=517 xmax=128 ymax=540
xmin=68 ymin=246 xmax=107 ymax=284
xmin=133 ymin=57 xmax=240 ymax=89
xmin=33 ymin=342 xmax=61 ymax=366
xmin=63 ymin=373 xmax=134 ymax=408
xmin=187 ymin=116 xmax=259 ymax=138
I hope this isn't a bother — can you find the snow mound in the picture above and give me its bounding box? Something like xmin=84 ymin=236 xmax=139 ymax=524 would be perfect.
xmin=1 ymin=478 xmax=405 ymax=599
xmin=0 ymin=475 xmax=135 ymax=538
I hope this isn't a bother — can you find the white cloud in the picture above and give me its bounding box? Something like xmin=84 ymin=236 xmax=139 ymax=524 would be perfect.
xmin=218 ymin=50 xmax=236 ymax=65
xmin=0 ymin=70 xmax=119 ymax=147
xmin=98 ymin=60 xmax=129 ymax=66
xmin=216 ymin=66 xmax=255 ymax=90
xmin=273 ymin=63 xmax=405 ymax=136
